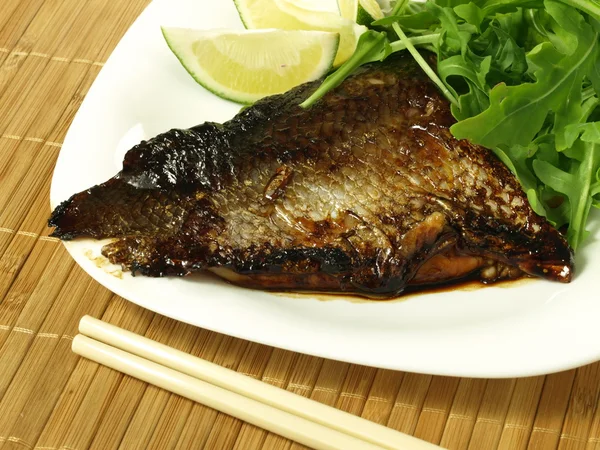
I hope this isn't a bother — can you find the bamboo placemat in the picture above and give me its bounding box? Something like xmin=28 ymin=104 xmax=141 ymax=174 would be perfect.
xmin=1 ymin=1 xmax=599 ymax=449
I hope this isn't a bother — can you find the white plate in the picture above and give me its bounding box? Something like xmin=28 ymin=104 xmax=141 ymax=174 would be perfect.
xmin=50 ymin=0 xmax=600 ymax=378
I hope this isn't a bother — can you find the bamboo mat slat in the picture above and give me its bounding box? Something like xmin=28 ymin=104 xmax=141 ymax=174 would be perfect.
xmin=413 ymin=376 xmax=460 ymax=445
xmin=467 ymin=379 xmax=517 ymax=450
xmin=442 ymin=378 xmax=489 ymax=448
xmin=388 ymin=372 xmax=434 ymax=434
xmin=0 ymin=0 xmax=45 ymax=51
xmin=361 ymin=369 xmax=404 ymax=425
xmin=497 ymin=377 xmax=547 ymax=450
xmin=528 ymin=370 xmax=577 ymax=450
xmin=1 ymin=1 xmax=600 ymax=449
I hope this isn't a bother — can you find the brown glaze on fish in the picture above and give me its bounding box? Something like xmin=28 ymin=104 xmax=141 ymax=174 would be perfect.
xmin=49 ymin=54 xmax=573 ymax=298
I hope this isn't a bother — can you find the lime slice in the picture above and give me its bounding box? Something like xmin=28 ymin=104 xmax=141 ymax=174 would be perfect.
xmin=337 ymin=0 xmax=384 ymax=25
xmin=162 ymin=27 xmax=339 ymax=105
xmin=233 ymin=0 xmax=366 ymax=66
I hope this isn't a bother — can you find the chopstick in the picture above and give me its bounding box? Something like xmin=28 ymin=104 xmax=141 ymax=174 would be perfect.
xmin=73 ymin=335 xmax=381 ymax=450
xmin=73 ymin=315 xmax=444 ymax=450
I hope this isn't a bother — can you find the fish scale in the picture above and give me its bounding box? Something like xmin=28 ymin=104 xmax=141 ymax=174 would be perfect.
xmin=48 ymin=54 xmax=573 ymax=298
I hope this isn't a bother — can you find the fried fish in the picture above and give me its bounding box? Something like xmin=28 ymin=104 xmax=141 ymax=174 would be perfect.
xmin=49 ymin=54 xmax=573 ymax=298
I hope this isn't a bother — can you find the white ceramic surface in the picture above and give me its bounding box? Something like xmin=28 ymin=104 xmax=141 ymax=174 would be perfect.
xmin=50 ymin=0 xmax=600 ymax=378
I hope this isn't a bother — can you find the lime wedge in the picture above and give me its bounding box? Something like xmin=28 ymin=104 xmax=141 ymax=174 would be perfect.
xmin=162 ymin=27 xmax=339 ymax=105
xmin=233 ymin=0 xmax=366 ymax=66
xmin=337 ymin=0 xmax=384 ymax=25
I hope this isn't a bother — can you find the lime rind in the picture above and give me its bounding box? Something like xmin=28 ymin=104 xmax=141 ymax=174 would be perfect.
xmin=356 ymin=5 xmax=374 ymax=25
xmin=232 ymin=0 xmax=251 ymax=28
xmin=162 ymin=27 xmax=339 ymax=104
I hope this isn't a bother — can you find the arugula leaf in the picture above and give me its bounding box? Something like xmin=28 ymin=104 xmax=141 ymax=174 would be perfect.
xmin=481 ymin=21 xmax=528 ymax=85
xmin=493 ymin=144 xmax=539 ymax=191
xmin=566 ymin=122 xmax=600 ymax=145
xmin=436 ymin=54 xmax=489 ymax=92
xmin=590 ymin=55 xmax=600 ymax=95
xmin=474 ymin=0 xmax=544 ymax=15
xmin=552 ymin=79 xmax=584 ymax=152
xmin=533 ymin=126 xmax=600 ymax=248
xmin=433 ymin=0 xmax=471 ymax=7
xmin=454 ymin=3 xmax=486 ymax=30
xmin=437 ymin=54 xmax=491 ymax=118
xmin=451 ymin=1 xmax=599 ymax=149
xmin=454 ymin=80 xmax=490 ymax=118
xmin=426 ymin=2 xmax=475 ymax=54
xmin=557 ymin=0 xmax=600 ymax=22
xmin=554 ymin=82 xmax=600 ymax=151
xmin=385 ymin=11 xmax=440 ymax=29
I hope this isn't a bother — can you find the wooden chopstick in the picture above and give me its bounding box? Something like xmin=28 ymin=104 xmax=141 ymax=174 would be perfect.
xmin=74 ymin=316 xmax=444 ymax=450
xmin=73 ymin=335 xmax=382 ymax=450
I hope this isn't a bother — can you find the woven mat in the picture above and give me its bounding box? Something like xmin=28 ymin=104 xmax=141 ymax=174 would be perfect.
xmin=1 ymin=1 xmax=599 ymax=449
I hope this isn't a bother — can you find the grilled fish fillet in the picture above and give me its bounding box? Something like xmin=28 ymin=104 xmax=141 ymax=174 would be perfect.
xmin=49 ymin=54 xmax=573 ymax=298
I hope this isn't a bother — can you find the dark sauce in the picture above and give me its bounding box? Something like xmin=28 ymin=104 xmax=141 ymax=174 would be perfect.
xmin=273 ymin=275 xmax=537 ymax=303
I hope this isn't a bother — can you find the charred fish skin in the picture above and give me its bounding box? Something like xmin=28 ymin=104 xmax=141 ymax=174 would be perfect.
xmin=49 ymin=53 xmax=573 ymax=298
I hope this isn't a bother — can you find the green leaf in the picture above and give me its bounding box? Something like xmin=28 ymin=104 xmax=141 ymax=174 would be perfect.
xmin=475 ymin=0 xmax=544 ymax=15
xmin=524 ymin=8 xmax=554 ymax=49
xmin=496 ymin=144 xmax=539 ymax=188
xmin=538 ymin=186 xmax=570 ymax=226
xmin=555 ymin=0 xmax=600 ymax=22
xmin=451 ymin=1 xmax=599 ymax=149
xmin=435 ymin=0 xmax=472 ymax=7
xmin=437 ymin=53 xmax=491 ymax=118
xmin=472 ymin=17 xmax=528 ymax=86
xmin=454 ymin=3 xmax=486 ymax=30
xmin=590 ymin=57 xmax=600 ymax=95
xmin=533 ymin=160 xmax=573 ymax=194
xmin=560 ymin=97 xmax=599 ymax=146
xmin=398 ymin=11 xmax=439 ymax=29
xmin=578 ymin=121 xmax=600 ymax=143
xmin=451 ymin=78 xmax=491 ymax=119
xmin=525 ymin=188 xmax=548 ymax=217
xmin=593 ymin=163 xmax=600 ymax=208
xmin=437 ymin=54 xmax=490 ymax=92
xmin=374 ymin=12 xmax=438 ymax=29
xmin=532 ymin=132 xmax=600 ymax=249
xmin=489 ymin=24 xmax=527 ymax=73
xmin=553 ymin=78 xmax=584 ymax=151
xmin=426 ymin=2 xmax=475 ymax=55
xmin=371 ymin=16 xmax=403 ymax=26
xmin=564 ymin=121 xmax=600 ymax=150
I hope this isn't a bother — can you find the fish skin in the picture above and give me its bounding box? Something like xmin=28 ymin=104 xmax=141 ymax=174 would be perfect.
xmin=49 ymin=54 xmax=573 ymax=298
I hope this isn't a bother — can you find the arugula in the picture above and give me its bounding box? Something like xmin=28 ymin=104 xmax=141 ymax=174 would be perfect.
xmin=533 ymin=125 xmax=600 ymax=248
xmin=450 ymin=2 xmax=599 ymax=148
xmin=301 ymin=0 xmax=600 ymax=250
